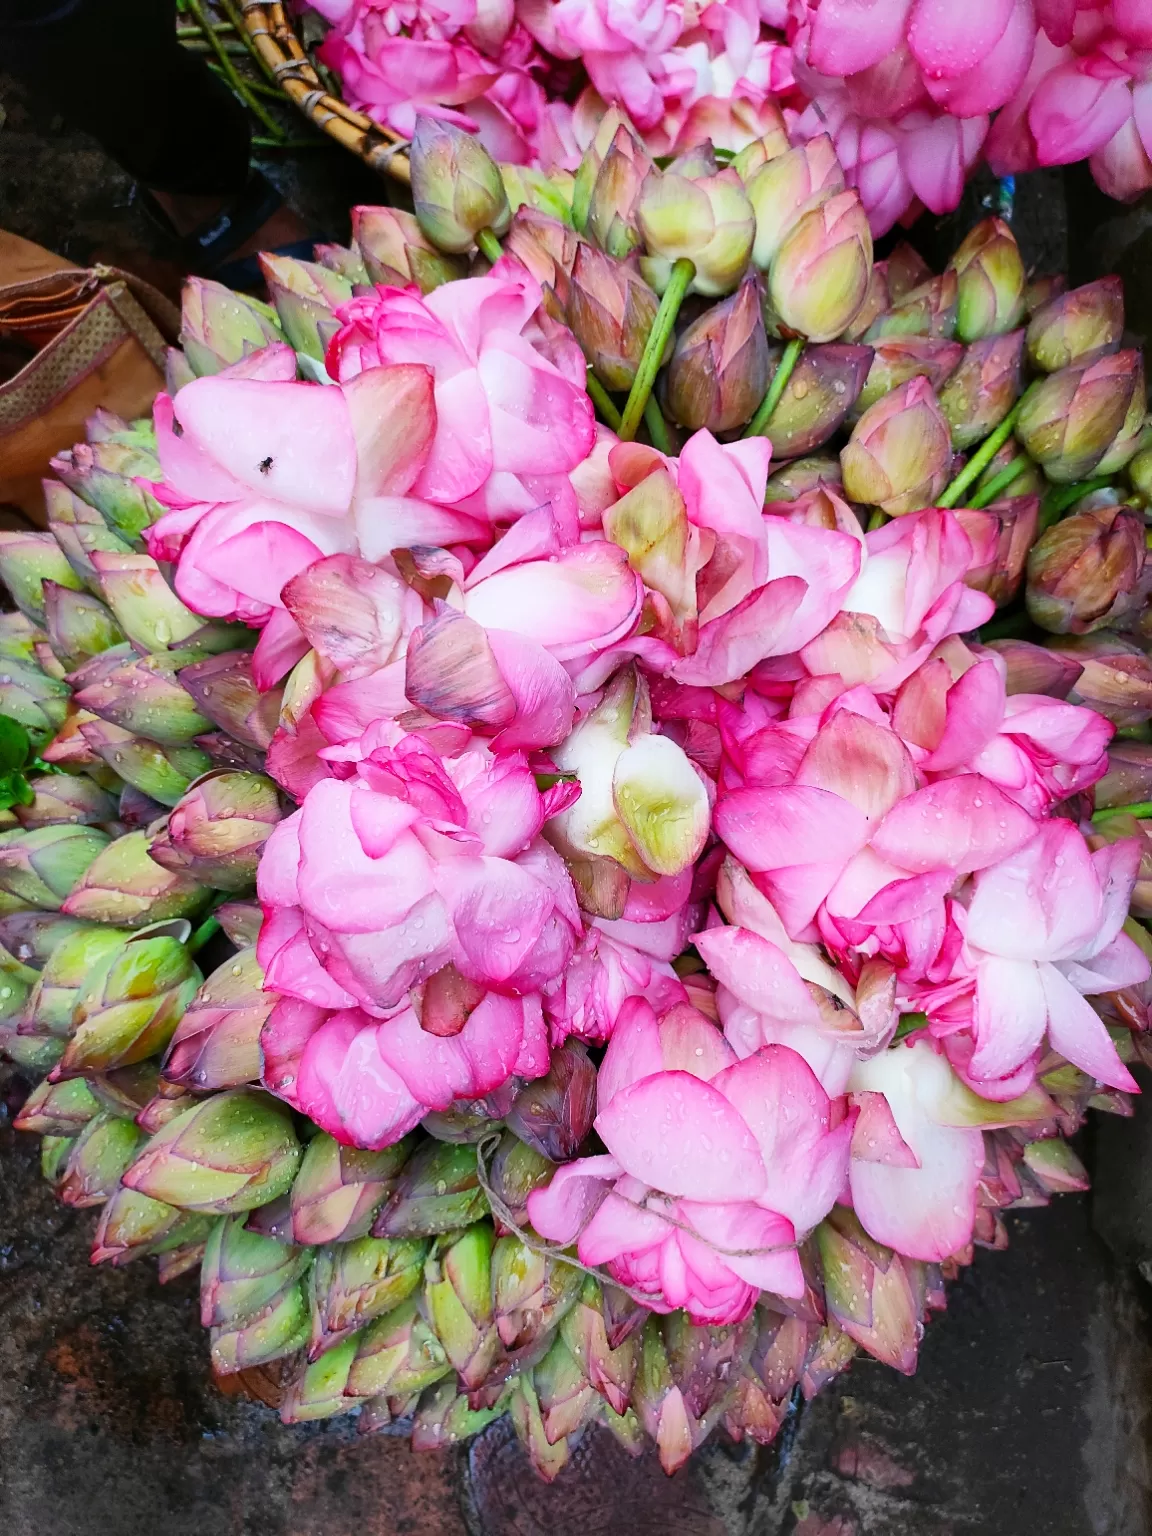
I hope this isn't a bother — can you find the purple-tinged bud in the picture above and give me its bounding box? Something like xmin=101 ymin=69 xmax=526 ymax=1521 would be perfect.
xmin=351 ymin=206 xmax=462 ymax=292
xmin=210 ymin=1286 xmax=312 ymax=1375
xmin=567 ymin=243 xmax=660 ymax=392
xmin=816 ymin=1208 xmax=921 ymax=1373
xmin=43 ymin=582 xmax=124 ymax=671
xmin=493 ymin=1235 xmax=582 ymax=1352
xmin=1094 ymin=741 xmax=1152 ymax=809
xmin=1094 ymin=356 xmax=1148 ymax=477
xmin=49 ymin=435 xmax=164 ymax=544
xmin=0 ymin=823 xmax=110 ymax=909
xmin=61 ymin=828 xmax=208 ymax=928
xmin=201 ymin=1213 xmax=311 ymax=1329
xmin=410 ymin=1378 xmax=505 ymax=1449
xmin=484 ymin=1130 xmax=556 ymax=1227
xmin=148 ymin=770 xmax=282 ymax=890
xmin=840 ymin=376 xmax=951 ymax=515
xmin=162 ymin=944 xmax=271 ymax=1091
xmin=91 ymin=1185 xmax=215 ymax=1266
xmin=509 ymin=1370 xmax=575 ymax=1482
xmin=767 ymin=191 xmax=873 ymax=342
xmin=886 ymin=243 xmax=932 ymax=302
xmin=1021 ymin=1137 xmax=1089 ymax=1194
xmin=57 ymin=1111 xmax=146 ymax=1208
xmin=176 ymin=650 xmax=281 ymax=752
xmin=764 ymin=455 xmax=843 ymax=508
xmin=43 ymin=483 xmax=133 ymax=594
xmin=78 ymin=719 xmax=211 ymax=808
xmin=1025 ymin=504 xmax=1146 ymax=633
xmin=1045 ymin=634 xmax=1152 ymax=728
xmin=588 ymin=126 xmax=652 ymax=260
xmin=136 ymin=1078 xmax=198 ymax=1135
xmin=166 ymin=347 xmax=197 ymax=394
xmin=345 ymin=1295 xmax=451 ymax=1401
xmin=747 ymin=135 xmax=844 ymax=270
xmin=504 ymin=207 xmax=580 ymax=315
xmin=938 ymin=331 xmax=1026 ymax=449
xmin=0 ymin=532 xmax=84 ymax=624
xmin=73 ymin=651 xmax=212 ymax=746
xmin=309 ymin=1232 xmax=427 ymax=1356
xmin=1024 ymin=273 xmax=1065 ymax=315
xmin=280 ymin=1335 xmax=367 ymax=1423
xmin=1026 ymin=276 xmax=1124 ymax=372
xmin=984 ymin=637 xmax=1085 ymax=698
xmin=88 ymin=551 xmax=204 ymax=653
xmin=179 ymin=278 xmax=284 ymax=377
xmin=572 ymin=105 xmax=640 ymax=232
xmin=864 ymin=271 xmax=958 ymax=341
xmin=754 ymin=341 xmax=872 ymax=457
xmin=0 ymin=656 xmax=69 ymax=735
xmin=20 ymin=924 xmax=129 ymax=1038
xmin=663 ymin=276 xmax=769 ymax=433
xmin=410 ymin=114 xmax=510 ymax=254
xmin=852 ymin=335 xmax=963 ymax=419
xmin=425 ymin=1221 xmax=501 ymax=1390
xmin=506 ymin=1039 xmax=596 ymax=1161
xmin=259 ymin=254 xmax=351 ymax=365
xmin=373 ymin=1139 xmax=486 ymax=1237
xmin=216 ymin=900 xmax=262 ymax=947
xmin=13 ymin=773 xmax=117 ymax=830
xmin=290 ymin=1133 xmax=410 ymax=1247
xmin=948 ymin=217 xmax=1026 ymax=342
xmin=14 ymin=1073 xmax=102 ymax=1135
xmin=954 ymin=496 xmax=1039 ymax=607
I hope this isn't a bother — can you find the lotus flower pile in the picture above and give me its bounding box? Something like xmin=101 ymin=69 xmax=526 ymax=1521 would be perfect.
xmin=297 ymin=0 xmax=1152 ymax=230
xmin=4 ymin=115 xmax=1152 ymax=1482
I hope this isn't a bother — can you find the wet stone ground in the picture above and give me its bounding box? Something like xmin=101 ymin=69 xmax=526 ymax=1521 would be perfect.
xmin=3 ymin=68 xmax=1152 ymax=1536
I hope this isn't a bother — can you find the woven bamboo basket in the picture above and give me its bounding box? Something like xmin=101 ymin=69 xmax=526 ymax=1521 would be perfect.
xmin=239 ymin=0 xmax=413 ymax=183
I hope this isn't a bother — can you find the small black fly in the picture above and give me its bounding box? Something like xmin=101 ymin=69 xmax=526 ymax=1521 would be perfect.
xmin=258 ymin=456 xmax=274 ymax=475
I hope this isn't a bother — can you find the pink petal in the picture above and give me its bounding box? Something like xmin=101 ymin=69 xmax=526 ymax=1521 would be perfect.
xmin=796 ymin=709 xmax=918 ymax=823
xmin=341 ymin=364 xmax=435 ymax=499
xmin=597 ymin=996 xmax=665 ymax=1111
xmin=714 ymin=784 xmax=868 ymax=871
xmin=850 ymin=1113 xmax=983 ymax=1262
xmin=1061 ymin=932 xmax=1151 ymax=996
xmin=761 ymin=519 xmax=863 ymax=652
xmin=694 ymin=925 xmax=822 ymax=1028
xmin=439 ymin=854 xmax=553 ymax=986
xmin=851 ymin=1091 xmax=921 ymax=1167
xmin=153 ymin=393 xmax=249 ymax=504
xmin=252 ymin=608 xmax=311 ymax=691
xmin=808 ymin=0 xmax=914 ymax=77
xmin=526 ymin=1155 xmax=623 ymax=1243
xmin=971 ymin=954 xmax=1048 ymax=1082
xmin=464 ymin=542 xmax=643 ymax=660
xmin=671 ymin=577 xmax=808 ymax=687
xmin=297 ymin=1009 xmax=425 ymax=1146
xmin=260 ymin=995 xmax=329 ymax=1104
xmin=870 ymin=775 xmax=1037 ymax=875
xmin=478 ymin=333 xmax=595 ymax=475
xmin=1039 ymin=962 xmax=1139 ymax=1092
xmin=282 ymin=553 xmax=406 ymax=674
xmin=908 ymin=0 xmax=1015 ymax=78
xmin=920 ymin=659 xmax=1005 ymax=773
xmin=967 ymin=820 xmax=1101 ymax=961
xmin=487 ymin=629 xmax=576 ymax=752
xmin=1029 ymin=66 xmax=1134 ymax=166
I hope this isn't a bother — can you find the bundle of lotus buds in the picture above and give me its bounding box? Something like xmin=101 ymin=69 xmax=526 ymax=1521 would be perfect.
xmin=3 ymin=113 xmax=1152 ymax=1481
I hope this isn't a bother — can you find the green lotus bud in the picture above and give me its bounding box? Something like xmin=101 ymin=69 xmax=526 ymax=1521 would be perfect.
xmin=314 ymin=240 xmax=371 ymax=286
xmin=587 ymin=124 xmax=652 ymax=260
xmin=179 ymin=277 xmax=284 ymax=377
xmin=631 ymin=1317 xmax=693 ymax=1474
xmin=49 ymin=438 xmax=164 ymax=544
xmin=42 ymin=581 xmax=125 ymax=672
xmin=136 ymin=1077 xmax=198 ymax=1134
xmin=176 ymin=650 xmax=281 ymax=752
xmin=1047 ymin=634 xmax=1152 ymax=728
xmin=509 ymin=1371 xmax=574 ymax=1482
xmin=753 ymin=342 xmax=873 ymax=458
xmin=0 ymin=531 xmax=84 ymax=624
xmin=747 ymin=134 xmax=844 ymax=271
xmin=13 ymin=772 xmax=117 ymax=830
xmin=1026 ymin=276 xmax=1124 ymax=372
xmin=567 ymin=243 xmax=660 ymax=393
xmin=729 ymin=114 xmax=790 ymax=180
xmin=505 ymin=207 xmax=579 ymax=315
xmin=954 ymin=497 xmax=1038 ymax=607
xmin=484 ymin=1131 xmax=555 ymax=1227
xmin=816 ymin=1207 xmax=920 ymax=1372
xmin=763 ymin=456 xmax=844 ymax=507
xmin=43 ymin=482 xmax=133 ymax=593
xmin=122 ymin=1089 xmax=302 ymax=1213
xmin=948 ymin=218 xmax=1026 ymax=342
xmin=54 ymin=927 xmax=201 ymax=1079
xmin=1025 ymin=504 xmax=1146 ymax=634
xmin=1022 ymin=1137 xmax=1089 ymax=1194
xmin=852 ymin=336 xmax=963 ymax=419
xmin=91 ymin=1184 xmax=215 ymax=1266
xmin=14 ymin=1073 xmax=102 ymax=1135
xmin=1094 ymin=741 xmax=1152 ymax=809
xmin=637 ymin=159 xmax=755 ymax=297
xmin=20 ymin=923 xmax=129 ymax=1038
xmin=662 ymin=277 xmax=769 ymax=434
xmin=572 ymin=105 xmax=638 ymax=231
xmin=148 ymin=771 xmax=282 ymax=889
xmin=290 ymin=1133 xmax=411 ymax=1247
xmin=410 ymin=114 xmax=510 ymax=254
xmin=882 ymin=243 xmax=930 ymax=303
xmin=162 ymin=944 xmax=271 ymax=1091
xmin=1094 ymin=357 xmax=1148 ymax=477
xmin=62 ymin=829 xmax=210 ymax=926
xmin=500 ymin=163 xmax=574 ymax=226
xmin=493 ymin=1234 xmax=581 ymax=1351
xmin=40 ymin=1133 xmax=75 ymax=1189
xmin=77 ymin=720 xmax=211 ymax=808
xmin=425 ymin=1221 xmax=500 ymax=1390
xmin=259 ymin=254 xmax=351 ymax=365
xmin=410 ymin=1377 xmax=506 ymax=1450
xmin=1024 ymin=272 xmax=1065 ymax=314
xmin=0 ymin=907 xmax=84 ymax=986
xmin=309 ymin=1232 xmax=428 ymax=1355
xmin=0 ymin=655 xmax=70 ymax=734
xmin=73 ymin=651 xmax=212 ymax=747
xmin=0 ymin=611 xmax=45 ymax=665
xmin=372 ymin=1139 xmax=486 ymax=1238
xmin=1128 ymin=442 xmax=1152 ymax=502
xmin=201 ymin=1213 xmax=312 ymax=1329
xmin=0 ymin=823 xmax=110 ymax=909
xmin=560 ymin=1278 xmax=641 ymax=1414
xmin=210 ymin=1274 xmax=311 ymax=1373
xmin=351 ymin=205 xmax=466 ymax=292
xmin=88 ymin=551 xmax=203 ymax=653
xmin=767 ymin=191 xmax=873 ymax=342
xmin=840 ymin=375 xmax=952 ymax=516
xmin=345 ymin=1295 xmax=451 ymax=1401
xmin=939 ymin=330 xmax=1026 ymax=449
xmin=280 ymin=1335 xmax=366 ymax=1423
xmin=57 ymin=1110 xmax=146 ymax=1208
xmin=864 ymin=270 xmax=958 ymax=341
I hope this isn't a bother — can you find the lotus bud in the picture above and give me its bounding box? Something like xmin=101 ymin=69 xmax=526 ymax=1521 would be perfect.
xmin=504 ymin=207 xmax=580 ymax=313
xmin=1025 ymin=273 xmax=1065 ymax=314
xmin=44 ymin=482 xmax=131 ymax=592
xmin=176 ymin=650 xmax=281 ymax=752
xmin=754 ymin=342 xmax=873 ymax=458
xmin=424 ymin=1221 xmax=500 ymax=1390
xmin=559 ymin=1278 xmax=641 ymax=1414
xmin=148 ymin=771 xmax=281 ymax=890
xmin=20 ymin=924 xmax=129 ymax=1041
xmin=865 ymin=271 xmax=958 ymax=341
xmin=661 ymin=278 xmax=768 ymax=434
xmin=586 ymin=125 xmax=652 ymax=260
xmin=1046 ymin=635 xmax=1152 ymax=728
xmin=973 ymin=440 xmax=1045 ymax=500
xmin=350 ymin=209 xmax=451 ymax=293
xmin=884 ymin=243 xmax=931 ymax=303
xmin=947 ymin=218 xmax=1026 ymax=342
xmin=0 ymin=611 xmax=45 ymax=664
xmin=373 ymin=1139 xmax=486 ymax=1237
xmin=730 ymin=116 xmax=790 ymax=180
xmin=410 ymin=114 xmax=510 ymax=254
xmin=55 ymin=1111 xmax=145 ymax=1208
xmin=497 ymin=162 xmax=569 ymax=223
xmin=14 ymin=1074 xmax=102 ymax=1135
xmin=78 ymin=719 xmax=211 ymax=808
xmin=88 ymin=551 xmax=203 ymax=652
xmin=1026 ymin=276 xmax=1124 ymax=372
xmin=816 ymin=1208 xmax=920 ymax=1372
xmin=491 ymin=1232 xmax=579 ymax=1350
xmin=0 ymin=908 xmax=92 ymax=983
xmin=1025 ymin=504 xmax=1146 ymax=634
xmin=1094 ymin=356 xmax=1148 ymax=477
xmin=258 ymin=254 xmax=351 ymax=365
xmin=840 ymin=375 xmax=951 ymax=515
xmin=288 ymin=1134 xmax=410 ymax=1248
xmin=200 ymin=1213 xmax=311 ymax=1331
xmin=42 ymin=582 xmax=124 ymax=672
xmin=747 ymin=135 xmax=844 ymax=270
xmin=1021 ymin=1138 xmax=1089 ymax=1194
xmin=0 ymin=531 xmax=85 ymax=624
xmin=509 ymin=1370 xmax=575 ymax=1482
xmin=40 ymin=1134 xmax=75 ymax=1189
xmin=767 ymin=191 xmax=872 ymax=342
xmin=345 ymin=1295 xmax=451 ymax=1401
xmin=210 ymin=1275 xmax=312 ymax=1373
xmin=840 ymin=262 xmax=890 ymax=344
xmin=62 ymin=829 xmax=210 ymax=926
xmin=954 ymin=497 xmax=1039 ymax=607
xmin=411 ymin=1377 xmax=506 ymax=1449
xmin=121 ymin=1089 xmax=301 ymax=1213
xmin=314 ymin=240 xmax=370 ymax=286
xmin=13 ymin=773 xmax=117 ymax=830
xmin=309 ymin=1233 xmax=427 ymax=1355
xmin=91 ymin=1185 xmax=215 ymax=1266
xmin=162 ymin=944 xmax=271 ymax=1091
xmin=54 ymin=927 xmax=201 ymax=1079
xmin=1094 ymin=742 xmax=1152 ymax=809
xmin=630 ymin=1318 xmax=695 ymax=1474
xmin=938 ymin=331 xmax=1026 ymax=449
xmin=852 ymin=336 xmax=963 ymax=419
xmin=638 ymin=164 xmax=755 ymax=298
xmin=1129 ymin=443 xmax=1152 ymax=502
xmin=179 ymin=277 xmax=284 ymax=377
xmin=983 ymin=638 xmax=1082 ymax=698
xmin=49 ymin=439 xmax=164 ymax=544
xmin=567 ymin=243 xmax=660 ymax=392
xmin=136 ymin=1079 xmax=199 ymax=1134
xmin=0 ymin=656 xmax=69 ymax=735
xmin=0 ymin=823 xmax=110 ymax=910
xmin=484 ymin=1131 xmax=555 ymax=1227
xmin=73 ymin=651 xmax=212 ymax=746
xmin=572 ymin=105 xmax=638 ymax=231
xmin=279 ymin=1335 xmax=370 ymax=1423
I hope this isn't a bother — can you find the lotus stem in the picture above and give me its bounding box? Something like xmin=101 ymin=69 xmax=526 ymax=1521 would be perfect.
xmin=866 ymin=509 xmax=889 ymax=531
xmin=187 ymin=914 xmax=222 ymax=956
xmin=743 ymin=336 xmax=805 ymax=440
xmin=476 ymin=228 xmax=504 ymax=265
xmin=1091 ymin=801 xmax=1152 ymax=824
xmin=586 ymin=370 xmax=622 ymax=432
xmin=619 ymin=258 xmax=695 ymax=442
xmin=1038 ymin=476 xmax=1114 ymax=530
xmin=938 ymin=401 xmax=1023 ymax=508
xmin=184 ymin=0 xmax=286 ymax=141
xmin=968 ymin=453 xmax=1032 ymax=510
xmin=644 ymin=394 xmax=670 ymax=454
xmin=206 ymin=62 xmax=286 ymax=102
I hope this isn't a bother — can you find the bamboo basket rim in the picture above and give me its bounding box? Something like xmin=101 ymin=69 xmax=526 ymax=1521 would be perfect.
xmin=239 ymin=0 xmax=413 ymax=184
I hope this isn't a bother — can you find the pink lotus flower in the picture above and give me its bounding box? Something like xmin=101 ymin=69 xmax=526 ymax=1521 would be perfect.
xmin=518 ymin=0 xmax=683 ymax=130
xmin=326 ymin=267 xmax=596 ymax=520
xmin=527 ymin=997 xmax=853 ymax=1322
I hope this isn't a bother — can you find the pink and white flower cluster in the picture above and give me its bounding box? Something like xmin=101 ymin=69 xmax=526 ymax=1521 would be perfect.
xmin=143 ymin=261 xmax=1146 ymax=1330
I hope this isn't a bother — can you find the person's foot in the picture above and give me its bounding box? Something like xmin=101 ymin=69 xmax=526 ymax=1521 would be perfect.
xmin=150 ymin=189 xmax=311 ymax=267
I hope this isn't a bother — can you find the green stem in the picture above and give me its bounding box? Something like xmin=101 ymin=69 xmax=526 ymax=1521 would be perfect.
xmin=187 ymin=914 xmax=222 ymax=956
xmin=252 ymin=137 xmax=326 ymax=151
xmin=619 ymin=258 xmax=695 ymax=442
xmin=215 ymin=0 xmax=283 ymax=89
xmin=206 ymin=61 xmax=287 ymax=103
xmin=476 ymin=227 xmax=504 ymax=265
xmin=743 ymin=337 xmax=805 ymax=440
xmin=586 ymin=370 xmax=622 ymax=432
xmin=184 ymin=0 xmax=285 ymax=139
xmin=968 ymin=453 xmax=1032 ymax=510
xmin=938 ymin=402 xmax=1023 ymax=509
xmin=1038 ymin=476 xmax=1113 ymax=531
xmin=866 ymin=509 xmax=889 ymax=531
xmin=1091 ymin=801 xmax=1152 ymax=825
xmin=644 ymin=394 xmax=670 ymax=455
